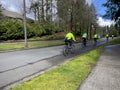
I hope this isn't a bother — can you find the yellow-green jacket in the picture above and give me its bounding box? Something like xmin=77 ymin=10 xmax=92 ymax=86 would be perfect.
xmin=82 ymin=33 xmax=87 ymax=38
xmin=93 ymin=34 xmax=98 ymax=38
xmin=106 ymin=34 xmax=109 ymax=38
xmin=65 ymin=32 xmax=76 ymax=41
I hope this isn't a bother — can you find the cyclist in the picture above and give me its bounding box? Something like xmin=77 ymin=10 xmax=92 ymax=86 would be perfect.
xmin=64 ymin=30 xmax=76 ymax=48
xmin=82 ymin=32 xmax=87 ymax=47
xmin=106 ymin=34 xmax=109 ymax=41
xmin=93 ymin=33 xmax=98 ymax=46
xmin=111 ymin=34 xmax=114 ymax=39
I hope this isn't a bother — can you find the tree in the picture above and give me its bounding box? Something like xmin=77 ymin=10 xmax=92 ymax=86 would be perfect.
xmin=103 ymin=0 xmax=120 ymax=35
xmin=29 ymin=0 xmax=98 ymax=37
xmin=0 ymin=3 xmax=4 ymax=20
xmin=56 ymin=0 xmax=97 ymax=37
xmin=30 ymin=2 xmax=39 ymax=21
xmin=103 ymin=0 xmax=120 ymax=21
xmin=109 ymin=25 xmax=117 ymax=36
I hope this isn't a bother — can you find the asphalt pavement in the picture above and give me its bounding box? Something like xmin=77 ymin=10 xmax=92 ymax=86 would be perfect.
xmin=78 ymin=44 xmax=120 ymax=90
xmin=0 ymin=38 xmax=117 ymax=90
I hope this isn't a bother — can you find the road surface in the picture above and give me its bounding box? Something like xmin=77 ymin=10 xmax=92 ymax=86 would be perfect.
xmin=0 ymin=38 xmax=108 ymax=90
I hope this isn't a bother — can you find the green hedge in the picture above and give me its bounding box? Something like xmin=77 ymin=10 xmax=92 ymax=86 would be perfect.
xmin=0 ymin=19 xmax=59 ymax=40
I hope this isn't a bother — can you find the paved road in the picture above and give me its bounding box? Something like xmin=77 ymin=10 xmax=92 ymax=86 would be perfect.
xmin=79 ymin=44 xmax=120 ymax=90
xmin=0 ymin=38 xmax=109 ymax=90
xmin=0 ymin=45 xmax=64 ymax=90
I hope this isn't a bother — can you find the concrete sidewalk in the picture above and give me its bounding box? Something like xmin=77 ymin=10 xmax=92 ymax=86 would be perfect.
xmin=78 ymin=44 xmax=120 ymax=90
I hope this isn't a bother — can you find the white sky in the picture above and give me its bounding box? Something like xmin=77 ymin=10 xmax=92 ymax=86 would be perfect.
xmin=86 ymin=0 xmax=92 ymax=6
xmin=1 ymin=0 xmax=22 ymax=12
xmin=0 ymin=0 xmax=114 ymax=27
xmin=97 ymin=17 xmax=115 ymax=27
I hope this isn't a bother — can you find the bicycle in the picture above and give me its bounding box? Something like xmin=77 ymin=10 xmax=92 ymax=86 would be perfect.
xmin=106 ymin=37 xmax=109 ymax=42
xmin=93 ymin=38 xmax=97 ymax=46
xmin=81 ymin=38 xmax=87 ymax=48
xmin=63 ymin=43 xmax=75 ymax=56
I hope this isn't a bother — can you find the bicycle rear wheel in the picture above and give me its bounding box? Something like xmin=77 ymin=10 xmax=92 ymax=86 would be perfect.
xmin=63 ymin=46 xmax=69 ymax=56
xmin=93 ymin=41 xmax=97 ymax=46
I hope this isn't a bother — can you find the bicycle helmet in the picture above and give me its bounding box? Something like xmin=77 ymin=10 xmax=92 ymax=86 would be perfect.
xmin=68 ymin=29 xmax=72 ymax=32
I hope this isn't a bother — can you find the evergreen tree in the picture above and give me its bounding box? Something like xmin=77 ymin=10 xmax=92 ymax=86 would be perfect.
xmin=103 ymin=0 xmax=120 ymax=20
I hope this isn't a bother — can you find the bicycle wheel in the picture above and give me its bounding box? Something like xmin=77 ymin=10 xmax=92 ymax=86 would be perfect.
xmin=63 ymin=46 xmax=69 ymax=56
xmin=81 ymin=42 xmax=86 ymax=48
xmin=93 ymin=40 xmax=97 ymax=46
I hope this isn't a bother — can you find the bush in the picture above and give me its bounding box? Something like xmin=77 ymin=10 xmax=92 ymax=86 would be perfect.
xmin=0 ymin=18 xmax=61 ymax=41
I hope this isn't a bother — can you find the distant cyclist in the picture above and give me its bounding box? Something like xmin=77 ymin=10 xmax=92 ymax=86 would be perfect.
xmin=64 ymin=30 xmax=76 ymax=48
xmin=93 ymin=33 xmax=98 ymax=46
xmin=111 ymin=34 xmax=114 ymax=39
xmin=82 ymin=32 xmax=87 ymax=47
xmin=106 ymin=34 xmax=109 ymax=41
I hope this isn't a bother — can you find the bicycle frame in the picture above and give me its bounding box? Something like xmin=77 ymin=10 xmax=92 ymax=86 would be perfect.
xmin=63 ymin=43 xmax=75 ymax=56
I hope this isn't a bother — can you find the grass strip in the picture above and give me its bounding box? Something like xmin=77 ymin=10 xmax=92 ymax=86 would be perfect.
xmin=10 ymin=46 xmax=103 ymax=90
xmin=0 ymin=41 xmax=64 ymax=51
xmin=0 ymin=43 xmax=25 ymax=51
xmin=106 ymin=37 xmax=120 ymax=45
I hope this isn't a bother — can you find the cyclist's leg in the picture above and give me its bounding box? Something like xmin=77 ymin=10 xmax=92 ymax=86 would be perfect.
xmin=63 ymin=39 xmax=69 ymax=56
xmin=84 ymin=38 xmax=86 ymax=47
xmin=67 ymin=40 xmax=72 ymax=54
xmin=94 ymin=38 xmax=97 ymax=46
xmin=69 ymin=40 xmax=74 ymax=54
xmin=106 ymin=37 xmax=108 ymax=41
xmin=65 ymin=39 xmax=68 ymax=48
xmin=67 ymin=40 xmax=71 ymax=49
xmin=82 ymin=38 xmax=85 ymax=47
xmin=96 ymin=38 xmax=97 ymax=45
xmin=82 ymin=38 xmax=84 ymax=47
xmin=69 ymin=40 xmax=72 ymax=47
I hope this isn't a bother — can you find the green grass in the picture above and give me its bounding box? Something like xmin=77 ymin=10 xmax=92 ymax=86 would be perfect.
xmin=106 ymin=37 xmax=120 ymax=45
xmin=10 ymin=46 xmax=103 ymax=90
xmin=0 ymin=41 xmax=64 ymax=51
xmin=0 ymin=43 xmax=25 ymax=51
